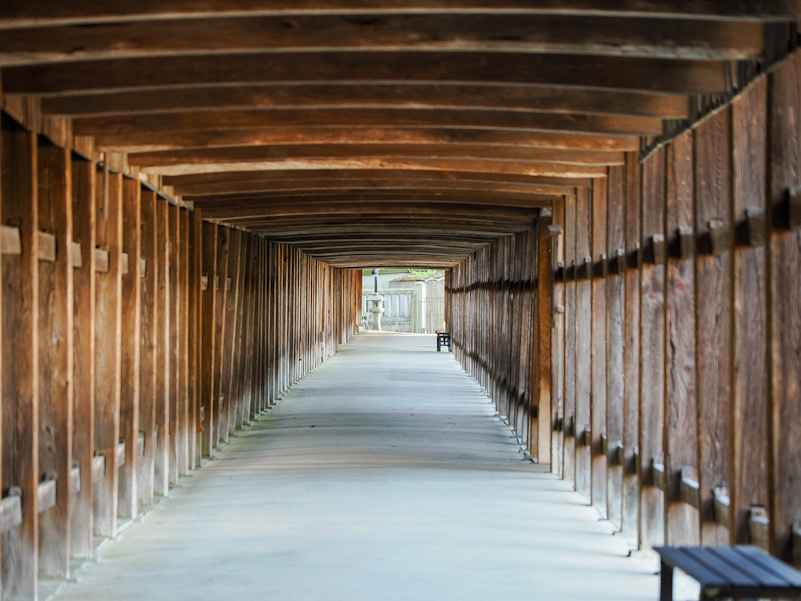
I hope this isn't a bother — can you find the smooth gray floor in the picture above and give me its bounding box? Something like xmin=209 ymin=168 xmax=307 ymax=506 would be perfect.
xmin=51 ymin=333 xmax=659 ymax=601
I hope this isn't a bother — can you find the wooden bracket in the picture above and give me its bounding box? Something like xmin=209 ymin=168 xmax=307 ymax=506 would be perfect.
xmin=628 ymin=242 xmax=641 ymax=269
xmin=578 ymin=426 xmax=592 ymax=447
xmin=226 ymin=276 xmax=233 ymax=291
xmin=547 ymin=224 xmax=562 ymax=237
xmin=786 ymin=187 xmax=801 ymax=230
xmin=70 ymin=464 xmax=81 ymax=495
xmin=708 ymin=219 xmax=730 ymax=256
xmin=1 ymin=488 xmax=23 ymax=532
xmin=120 ymin=252 xmax=129 ymax=275
xmin=116 ymin=441 xmax=126 ymax=468
xmin=748 ymin=506 xmax=770 ymax=550
xmin=676 ymin=226 xmax=694 ymax=260
xmin=138 ymin=432 xmax=145 ymax=457
xmin=91 ymin=454 xmax=106 ymax=484
xmin=679 ymin=466 xmax=700 ymax=508
xmin=554 ymin=416 xmax=564 ymax=432
xmin=201 ymin=274 xmax=209 ymax=291
xmin=609 ymin=248 xmax=626 ymax=275
xmin=713 ymin=486 xmax=730 ymax=527
xmin=1 ymin=225 xmax=22 ymax=255
xmin=600 ymin=433 xmax=609 ymax=456
xmin=94 ymin=248 xmax=110 ymax=273
xmin=645 ymin=234 xmax=666 ymax=264
xmin=539 ymin=207 xmax=553 ymax=219
xmin=71 ymin=241 xmax=83 ymax=268
xmin=555 ymin=261 xmax=565 ymax=282
xmin=37 ymin=477 xmax=57 ymax=514
xmin=745 ymin=208 xmax=766 ymax=246
xmin=139 ymin=258 xmax=147 ymax=278
xmin=580 ymin=256 xmax=592 ymax=280
xmin=565 ymin=415 xmax=576 ymax=438
xmin=609 ymin=441 xmax=624 ymax=466
xmin=565 ymin=261 xmax=575 ymax=281
xmin=594 ymin=254 xmax=608 ymax=279
xmin=215 ymin=275 xmax=220 ymax=290
xmin=650 ymin=458 xmax=666 ymax=488
xmin=37 ymin=231 xmax=57 ymax=262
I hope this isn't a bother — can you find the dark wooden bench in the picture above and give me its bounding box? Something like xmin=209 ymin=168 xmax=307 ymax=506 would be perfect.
xmin=654 ymin=545 xmax=801 ymax=601
xmin=436 ymin=331 xmax=451 ymax=352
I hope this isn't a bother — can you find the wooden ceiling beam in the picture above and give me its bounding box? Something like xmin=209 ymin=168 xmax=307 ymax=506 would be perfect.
xmin=164 ymin=168 xmax=589 ymax=188
xmin=0 ymin=14 xmax=764 ymax=66
xmin=93 ymin=124 xmax=655 ymax=153
xmin=76 ymin=109 xmax=657 ymax=140
xmin=0 ymin=1 xmax=797 ymax=28
xmin=40 ymin=83 xmax=690 ymax=119
xmin=2 ymin=51 xmax=728 ymax=95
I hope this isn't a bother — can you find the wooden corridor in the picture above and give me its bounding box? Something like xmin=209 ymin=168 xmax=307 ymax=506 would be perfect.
xmin=48 ymin=333 xmax=660 ymax=601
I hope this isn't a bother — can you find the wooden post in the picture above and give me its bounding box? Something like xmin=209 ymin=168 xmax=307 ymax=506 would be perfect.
xmin=93 ymin=166 xmax=122 ymax=538
xmin=36 ymin=137 xmax=73 ymax=578
xmin=563 ymin=191 xmax=577 ymax=485
xmin=219 ymin=229 xmax=240 ymax=442
xmin=622 ymin=151 xmax=641 ymax=537
xmin=1 ymin=113 xmax=39 ymax=600
xmin=694 ymin=108 xmax=733 ymax=546
xmin=69 ymin=154 xmax=95 ymax=558
xmin=167 ymin=203 xmax=179 ymax=484
xmin=575 ymin=188 xmax=592 ymax=495
xmin=138 ymin=189 xmax=157 ymax=506
xmin=552 ymin=198 xmax=565 ymax=478
xmin=211 ymin=226 xmax=229 ymax=449
xmin=591 ymin=180 xmax=608 ymax=516
xmin=200 ymin=221 xmax=218 ymax=457
xmin=537 ymin=215 xmax=553 ymax=465
xmin=665 ymin=131 xmax=700 ymax=545
xmin=189 ymin=210 xmax=202 ymax=467
xmin=154 ymin=198 xmax=169 ymax=496
xmin=118 ymin=176 xmax=141 ymax=520
xmin=177 ymin=208 xmax=190 ymax=475
xmin=639 ymin=146 xmax=667 ymax=551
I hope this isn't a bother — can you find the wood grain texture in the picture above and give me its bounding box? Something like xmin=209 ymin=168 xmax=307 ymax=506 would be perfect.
xmin=768 ymin=51 xmax=801 ymax=563
xmin=575 ymin=187 xmax=592 ymax=495
xmin=36 ymin=138 xmax=73 ymax=578
xmin=591 ymin=179 xmax=607 ymax=515
xmin=167 ymin=203 xmax=179 ymax=484
xmin=1 ymin=114 xmax=39 ymax=600
xmin=69 ymin=155 xmax=95 ymax=559
xmin=200 ymin=222 xmax=218 ymax=458
xmin=537 ymin=217 xmax=553 ymax=465
xmin=640 ymin=147 xmax=666 ymax=550
xmin=664 ymin=130 xmax=699 ymax=546
xmin=153 ymin=198 xmax=170 ymax=496
xmin=552 ymin=198 xmax=565 ymax=478
xmin=606 ymin=166 xmax=624 ymax=524
xmin=563 ymin=190 xmax=577 ymax=486
xmin=694 ymin=107 xmax=732 ymax=546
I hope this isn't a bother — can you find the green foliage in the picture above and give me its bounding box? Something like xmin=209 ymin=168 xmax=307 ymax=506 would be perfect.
xmin=408 ymin=268 xmax=437 ymax=278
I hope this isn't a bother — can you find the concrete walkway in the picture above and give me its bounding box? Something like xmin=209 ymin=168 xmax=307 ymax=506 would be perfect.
xmin=51 ymin=333 xmax=659 ymax=601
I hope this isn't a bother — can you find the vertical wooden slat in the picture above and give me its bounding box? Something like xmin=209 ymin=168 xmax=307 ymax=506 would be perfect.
xmin=177 ymin=208 xmax=189 ymax=476
xmin=69 ymin=154 xmax=95 ymax=558
xmin=117 ymin=176 xmax=141 ymax=520
xmin=767 ymin=51 xmax=801 ymax=564
xmin=575 ymin=187 xmax=592 ymax=495
xmin=211 ymin=226 xmax=229 ymax=449
xmin=138 ymin=189 xmax=156 ymax=507
xmin=153 ymin=198 xmax=169 ymax=496
xmin=189 ymin=210 xmax=202 ymax=468
xmin=536 ymin=215 xmax=552 ymax=465
xmin=639 ymin=146 xmax=666 ymax=551
xmin=200 ymin=222 xmax=218 ymax=457
xmin=563 ymin=191 xmax=577 ymax=485
xmin=36 ymin=137 xmax=73 ymax=578
xmin=219 ymin=229 xmax=241 ymax=442
xmin=622 ymin=151 xmax=641 ymax=537
xmin=1 ymin=113 xmax=39 ymax=600
xmin=93 ymin=167 xmax=122 ymax=538
xmin=591 ymin=180 xmax=608 ymax=516
xmin=552 ymin=198 xmax=565 ymax=478
xmin=167 ymin=203 xmax=179 ymax=484
xmin=694 ymin=108 xmax=733 ymax=546
xmin=665 ymin=131 xmax=700 ymax=546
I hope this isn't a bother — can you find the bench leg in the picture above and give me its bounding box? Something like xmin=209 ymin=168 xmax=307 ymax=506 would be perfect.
xmin=660 ymin=561 xmax=674 ymax=601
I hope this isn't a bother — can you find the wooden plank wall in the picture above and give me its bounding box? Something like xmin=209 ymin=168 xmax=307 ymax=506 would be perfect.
xmin=447 ymin=227 xmax=549 ymax=460
xmin=0 ymin=109 xmax=361 ymax=599
xmin=491 ymin=49 xmax=801 ymax=565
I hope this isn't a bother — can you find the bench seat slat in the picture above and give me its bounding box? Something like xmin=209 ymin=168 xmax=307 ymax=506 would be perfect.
xmin=731 ymin=546 xmax=801 ymax=588
xmin=654 ymin=546 xmax=730 ymax=589
xmin=681 ymin=547 xmax=758 ymax=588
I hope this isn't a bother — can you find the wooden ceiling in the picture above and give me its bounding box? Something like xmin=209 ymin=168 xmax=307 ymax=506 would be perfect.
xmin=1 ymin=2 xmax=796 ymax=268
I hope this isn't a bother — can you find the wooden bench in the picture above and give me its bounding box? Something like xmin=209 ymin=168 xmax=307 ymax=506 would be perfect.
xmin=436 ymin=331 xmax=451 ymax=352
xmin=654 ymin=545 xmax=801 ymax=600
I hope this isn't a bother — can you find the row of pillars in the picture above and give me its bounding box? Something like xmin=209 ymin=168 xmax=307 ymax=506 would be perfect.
xmin=0 ymin=110 xmax=362 ymax=600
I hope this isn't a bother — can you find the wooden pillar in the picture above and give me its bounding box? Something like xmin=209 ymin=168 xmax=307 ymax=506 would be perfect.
xmin=664 ymin=131 xmax=700 ymax=546
xmin=575 ymin=188 xmax=592 ymax=495
xmin=118 ymin=176 xmax=141 ymax=520
xmin=551 ymin=199 xmax=565 ymax=478
xmin=177 ymin=208 xmax=190 ymax=476
xmin=167 ymin=203 xmax=179 ymax=484
xmin=622 ymin=152 xmax=641 ymax=537
xmin=93 ymin=167 xmax=123 ymax=538
xmin=694 ymin=109 xmax=732 ymax=546
xmin=36 ymin=137 xmax=73 ymax=578
xmin=69 ymin=154 xmax=95 ymax=558
xmin=189 ymin=210 xmax=202 ymax=468
xmin=1 ymin=113 xmax=39 ymax=600
xmin=200 ymin=222 xmax=218 ymax=457
xmin=639 ymin=146 xmax=667 ymax=550
xmin=211 ymin=226 xmax=229 ymax=449
xmin=138 ymin=189 xmax=157 ymax=506
xmin=591 ymin=180 xmax=608 ymax=516
xmin=563 ymin=191 xmax=577 ymax=485
xmin=536 ymin=214 xmax=553 ymax=465
xmin=767 ymin=52 xmax=801 ymax=564
xmin=153 ymin=198 xmax=169 ymax=496
xmin=219 ymin=229 xmax=240 ymax=442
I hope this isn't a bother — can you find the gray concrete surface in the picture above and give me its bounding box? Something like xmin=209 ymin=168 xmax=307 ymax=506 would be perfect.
xmin=50 ymin=333 xmax=661 ymax=601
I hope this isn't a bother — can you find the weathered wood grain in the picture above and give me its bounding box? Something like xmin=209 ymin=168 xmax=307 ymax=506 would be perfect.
xmin=591 ymin=179 xmax=607 ymax=515
xmin=664 ymin=130 xmax=699 ymax=546
xmin=36 ymin=138 xmax=73 ymax=578
xmin=563 ymin=190 xmax=577 ymax=486
xmin=694 ymin=107 xmax=732 ymax=546
xmin=167 ymin=203 xmax=179 ymax=484
xmin=200 ymin=222 xmax=218 ymax=457
xmin=552 ymin=196 xmax=565 ymax=478
xmin=153 ymin=198 xmax=170 ymax=496
xmin=574 ymin=187 xmax=592 ymax=495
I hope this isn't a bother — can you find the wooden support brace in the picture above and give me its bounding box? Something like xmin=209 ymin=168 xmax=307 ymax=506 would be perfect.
xmin=139 ymin=258 xmax=147 ymax=278
xmin=555 ymin=260 xmax=565 ymax=282
xmin=651 ymin=458 xmax=666 ymax=489
xmin=120 ymin=251 xmax=129 ymax=275
xmin=1 ymin=489 xmax=23 ymax=532
xmin=594 ymin=254 xmax=608 ymax=279
xmin=226 ymin=276 xmax=233 ymax=291
xmin=565 ymin=415 xmax=576 ymax=437
xmin=215 ymin=274 xmax=220 ymax=290
xmin=599 ymin=432 xmax=608 ymax=457
xmin=201 ymin=274 xmax=209 ymax=290
xmin=627 ymin=446 xmax=639 ymax=476
xmin=580 ymin=256 xmax=592 ymax=280
xmin=116 ymin=441 xmax=126 ymax=468
xmin=712 ymin=486 xmax=730 ymax=527
xmin=565 ymin=261 xmax=575 ymax=282
xmin=679 ymin=466 xmax=700 ymax=509
xmin=554 ymin=416 xmax=564 ymax=432
xmin=627 ymin=242 xmax=642 ymax=269
xmin=37 ymin=478 xmax=57 ymax=513
xmin=1 ymin=224 xmax=22 ymax=255
xmin=706 ymin=219 xmax=729 ymax=256
xmin=547 ymin=224 xmax=562 ymax=237
xmin=37 ymin=231 xmax=57 ymax=262
xmin=676 ymin=226 xmax=694 ymax=259
xmin=747 ymin=506 xmax=770 ymax=550
xmin=94 ymin=247 xmax=110 ymax=272
xmin=70 ymin=465 xmax=81 ymax=495
xmin=745 ymin=207 xmax=766 ymax=246
xmin=92 ymin=455 xmax=106 ymax=483
xmin=578 ymin=426 xmax=591 ymax=447
xmin=71 ymin=241 xmax=83 ymax=268
xmin=609 ymin=441 xmax=624 ymax=466
xmin=786 ymin=187 xmax=801 ymax=230
xmin=645 ymin=234 xmax=666 ymax=264
xmin=138 ymin=432 xmax=145 ymax=456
